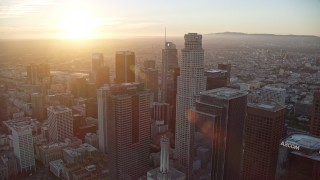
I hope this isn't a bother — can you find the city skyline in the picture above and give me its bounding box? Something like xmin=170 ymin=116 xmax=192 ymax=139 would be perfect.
xmin=0 ymin=30 xmax=320 ymax=179
xmin=1 ymin=0 xmax=320 ymax=39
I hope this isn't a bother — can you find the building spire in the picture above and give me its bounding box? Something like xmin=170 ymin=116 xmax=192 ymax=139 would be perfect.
xmin=165 ymin=27 xmax=166 ymax=44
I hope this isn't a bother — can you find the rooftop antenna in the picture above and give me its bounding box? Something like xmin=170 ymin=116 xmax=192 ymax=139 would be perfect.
xmin=165 ymin=27 xmax=167 ymax=44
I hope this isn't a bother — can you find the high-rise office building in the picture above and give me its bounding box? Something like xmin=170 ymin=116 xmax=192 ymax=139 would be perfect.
xmin=275 ymin=133 xmax=320 ymax=180
xmin=242 ymin=101 xmax=286 ymax=180
xmin=0 ymin=94 xmax=8 ymax=122
xmin=47 ymin=106 xmax=73 ymax=142
xmin=96 ymin=66 xmax=110 ymax=88
xmin=147 ymin=136 xmax=185 ymax=180
xmin=27 ymin=64 xmax=50 ymax=85
xmin=97 ymin=86 xmax=109 ymax=153
xmin=12 ymin=125 xmax=35 ymax=172
xmin=106 ymin=83 xmax=151 ymax=179
xmin=31 ymin=93 xmax=45 ymax=120
xmin=190 ymin=88 xmax=247 ymax=180
xmin=85 ymin=98 xmax=97 ymax=118
xmin=205 ymin=69 xmax=229 ymax=90
xmin=139 ymin=68 xmax=158 ymax=102
xmin=76 ymin=77 xmax=87 ymax=98
xmin=175 ymin=33 xmax=205 ymax=179
xmin=218 ymin=63 xmax=231 ymax=83
xmin=115 ymin=51 xmax=135 ymax=83
xmin=92 ymin=53 xmax=110 ymax=88
xmin=310 ymin=91 xmax=320 ymax=136
xmin=161 ymin=42 xmax=178 ymax=103
xmin=92 ymin=53 xmax=104 ymax=72
xmin=169 ymin=67 xmax=180 ymax=133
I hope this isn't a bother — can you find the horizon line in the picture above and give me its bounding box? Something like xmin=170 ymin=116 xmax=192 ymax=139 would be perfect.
xmin=0 ymin=31 xmax=319 ymax=40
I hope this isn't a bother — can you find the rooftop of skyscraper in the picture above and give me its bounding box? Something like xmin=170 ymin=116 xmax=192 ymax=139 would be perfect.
xmin=47 ymin=105 xmax=71 ymax=113
xmin=116 ymin=51 xmax=135 ymax=55
xmin=201 ymin=87 xmax=247 ymax=100
xmin=281 ymin=133 xmax=320 ymax=160
xmin=164 ymin=42 xmax=176 ymax=49
xmin=3 ymin=117 xmax=39 ymax=132
xmin=248 ymin=101 xmax=284 ymax=112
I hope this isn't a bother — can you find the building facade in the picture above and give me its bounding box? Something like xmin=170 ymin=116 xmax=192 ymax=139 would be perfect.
xmin=106 ymin=83 xmax=151 ymax=179
xmin=31 ymin=93 xmax=45 ymax=120
xmin=190 ymin=88 xmax=247 ymax=180
xmin=47 ymin=106 xmax=73 ymax=142
xmin=242 ymin=102 xmax=286 ymax=180
xmin=115 ymin=51 xmax=135 ymax=83
xmin=139 ymin=68 xmax=158 ymax=102
xmin=205 ymin=69 xmax=229 ymax=90
xmin=97 ymin=86 xmax=109 ymax=154
xmin=161 ymin=41 xmax=178 ymax=103
xmin=310 ymin=91 xmax=320 ymax=136
xmin=175 ymin=33 xmax=205 ymax=179
xmin=12 ymin=126 xmax=35 ymax=172
xmin=92 ymin=53 xmax=104 ymax=72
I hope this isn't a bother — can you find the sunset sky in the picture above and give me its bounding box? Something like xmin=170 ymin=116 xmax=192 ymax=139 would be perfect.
xmin=1 ymin=0 xmax=320 ymax=39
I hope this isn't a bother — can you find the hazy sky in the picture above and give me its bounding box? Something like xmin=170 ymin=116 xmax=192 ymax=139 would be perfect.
xmin=1 ymin=0 xmax=320 ymax=39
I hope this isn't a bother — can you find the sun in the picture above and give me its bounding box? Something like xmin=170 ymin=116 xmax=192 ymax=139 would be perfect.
xmin=61 ymin=11 xmax=98 ymax=39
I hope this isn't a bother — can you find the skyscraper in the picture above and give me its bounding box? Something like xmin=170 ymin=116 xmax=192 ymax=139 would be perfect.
xmin=47 ymin=106 xmax=73 ymax=142
xmin=92 ymin=53 xmax=104 ymax=72
xmin=106 ymin=83 xmax=151 ymax=179
xmin=0 ymin=94 xmax=8 ymax=122
xmin=310 ymin=90 xmax=320 ymax=136
xmin=96 ymin=66 xmax=110 ymax=88
xmin=169 ymin=67 xmax=180 ymax=133
xmin=97 ymin=85 xmax=109 ymax=153
xmin=275 ymin=133 xmax=320 ymax=180
xmin=242 ymin=101 xmax=286 ymax=180
xmin=190 ymin=88 xmax=247 ymax=180
xmin=27 ymin=64 xmax=50 ymax=85
xmin=12 ymin=125 xmax=35 ymax=172
xmin=218 ymin=63 xmax=231 ymax=84
xmin=139 ymin=68 xmax=158 ymax=102
xmin=31 ymin=93 xmax=44 ymax=120
xmin=205 ymin=69 xmax=229 ymax=90
xmin=175 ymin=33 xmax=205 ymax=179
xmin=115 ymin=51 xmax=135 ymax=83
xmin=161 ymin=42 xmax=178 ymax=103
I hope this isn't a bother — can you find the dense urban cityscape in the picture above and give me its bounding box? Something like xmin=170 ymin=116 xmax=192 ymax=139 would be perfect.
xmin=1 ymin=0 xmax=320 ymax=180
xmin=0 ymin=32 xmax=319 ymax=180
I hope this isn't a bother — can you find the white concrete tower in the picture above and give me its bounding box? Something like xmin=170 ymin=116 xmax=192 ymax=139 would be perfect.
xmin=175 ymin=33 xmax=205 ymax=179
xmin=159 ymin=135 xmax=170 ymax=174
xmin=47 ymin=105 xmax=73 ymax=142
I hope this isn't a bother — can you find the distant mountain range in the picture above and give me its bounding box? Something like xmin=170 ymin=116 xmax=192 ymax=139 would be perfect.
xmin=206 ymin=32 xmax=319 ymax=38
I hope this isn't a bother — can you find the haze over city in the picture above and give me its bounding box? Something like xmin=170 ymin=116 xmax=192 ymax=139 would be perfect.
xmin=1 ymin=0 xmax=320 ymax=39
xmin=0 ymin=1 xmax=320 ymax=180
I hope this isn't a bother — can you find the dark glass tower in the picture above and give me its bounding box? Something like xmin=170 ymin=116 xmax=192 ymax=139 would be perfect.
xmin=190 ymin=87 xmax=247 ymax=180
xmin=115 ymin=51 xmax=135 ymax=83
xmin=242 ymin=102 xmax=286 ymax=180
xmin=310 ymin=91 xmax=320 ymax=136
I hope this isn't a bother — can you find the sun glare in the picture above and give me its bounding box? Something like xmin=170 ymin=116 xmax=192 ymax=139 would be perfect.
xmin=61 ymin=11 xmax=98 ymax=39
